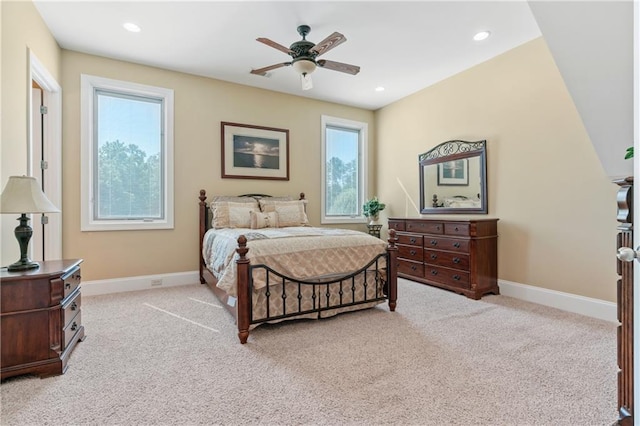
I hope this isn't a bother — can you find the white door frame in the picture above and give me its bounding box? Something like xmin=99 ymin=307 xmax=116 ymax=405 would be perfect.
xmin=633 ymin=0 xmax=640 ymax=417
xmin=28 ymin=50 xmax=62 ymax=261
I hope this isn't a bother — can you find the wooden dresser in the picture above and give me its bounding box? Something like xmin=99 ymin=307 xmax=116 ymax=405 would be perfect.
xmin=388 ymin=218 xmax=499 ymax=299
xmin=1 ymin=259 xmax=84 ymax=380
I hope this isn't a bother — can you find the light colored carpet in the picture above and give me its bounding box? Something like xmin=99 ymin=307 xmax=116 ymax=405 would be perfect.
xmin=1 ymin=278 xmax=617 ymax=425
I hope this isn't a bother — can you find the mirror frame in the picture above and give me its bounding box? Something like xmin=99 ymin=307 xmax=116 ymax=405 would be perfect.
xmin=419 ymin=140 xmax=488 ymax=214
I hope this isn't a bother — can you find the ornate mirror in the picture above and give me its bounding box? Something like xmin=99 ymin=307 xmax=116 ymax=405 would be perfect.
xmin=419 ymin=140 xmax=488 ymax=214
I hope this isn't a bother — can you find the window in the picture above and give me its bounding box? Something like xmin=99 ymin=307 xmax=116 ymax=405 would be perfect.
xmin=321 ymin=115 xmax=368 ymax=224
xmin=81 ymin=75 xmax=174 ymax=231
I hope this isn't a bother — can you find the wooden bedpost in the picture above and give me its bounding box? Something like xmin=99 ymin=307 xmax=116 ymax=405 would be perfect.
xmin=236 ymin=235 xmax=251 ymax=344
xmin=386 ymin=229 xmax=398 ymax=311
xmin=199 ymin=190 xmax=207 ymax=284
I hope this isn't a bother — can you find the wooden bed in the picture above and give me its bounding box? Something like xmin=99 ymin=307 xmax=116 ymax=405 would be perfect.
xmin=198 ymin=189 xmax=398 ymax=343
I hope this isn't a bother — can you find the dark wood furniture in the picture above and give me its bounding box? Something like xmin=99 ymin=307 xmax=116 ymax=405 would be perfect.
xmin=1 ymin=259 xmax=84 ymax=380
xmin=389 ymin=217 xmax=498 ymax=299
xmin=198 ymin=190 xmax=398 ymax=343
xmin=367 ymin=224 xmax=382 ymax=239
xmin=616 ymin=177 xmax=633 ymax=425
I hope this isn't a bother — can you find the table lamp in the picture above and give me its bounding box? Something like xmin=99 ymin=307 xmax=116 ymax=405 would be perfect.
xmin=0 ymin=176 xmax=60 ymax=271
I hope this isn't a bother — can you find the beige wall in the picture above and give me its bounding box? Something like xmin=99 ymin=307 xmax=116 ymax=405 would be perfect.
xmin=1 ymin=1 xmax=61 ymax=265
xmin=61 ymin=50 xmax=375 ymax=281
xmin=375 ymin=37 xmax=618 ymax=302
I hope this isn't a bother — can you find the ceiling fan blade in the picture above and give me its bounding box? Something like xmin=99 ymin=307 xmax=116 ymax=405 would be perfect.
xmin=256 ymin=38 xmax=293 ymax=55
xmin=250 ymin=62 xmax=291 ymax=76
xmin=309 ymin=32 xmax=346 ymax=56
xmin=317 ymin=59 xmax=360 ymax=75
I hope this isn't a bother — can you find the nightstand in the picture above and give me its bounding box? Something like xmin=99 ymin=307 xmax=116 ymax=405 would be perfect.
xmin=367 ymin=224 xmax=382 ymax=239
xmin=1 ymin=259 xmax=85 ymax=380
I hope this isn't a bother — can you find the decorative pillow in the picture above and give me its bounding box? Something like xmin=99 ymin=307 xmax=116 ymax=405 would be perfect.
xmin=210 ymin=195 xmax=258 ymax=205
xmin=250 ymin=211 xmax=279 ymax=229
xmin=259 ymin=200 xmax=308 ymax=227
xmin=210 ymin=201 xmax=258 ymax=228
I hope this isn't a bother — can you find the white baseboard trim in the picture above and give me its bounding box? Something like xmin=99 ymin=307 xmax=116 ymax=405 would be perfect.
xmin=82 ymin=273 xmax=617 ymax=323
xmin=498 ymin=279 xmax=617 ymax=323
xmin=82 ymin=270 xmax=200 ymax=297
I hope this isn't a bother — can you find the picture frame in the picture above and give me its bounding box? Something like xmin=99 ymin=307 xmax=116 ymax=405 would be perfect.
xmin=437 ymin=159 xmax=469 ymax=186
xmin=221 ymin=122 xmax=289 ymax=180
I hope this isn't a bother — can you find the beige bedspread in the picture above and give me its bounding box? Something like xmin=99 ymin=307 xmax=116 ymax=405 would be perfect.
xmin=202 ymin=227 xmax=387 ymax=297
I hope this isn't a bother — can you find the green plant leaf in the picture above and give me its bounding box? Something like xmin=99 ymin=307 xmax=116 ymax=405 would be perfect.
xmin=625 ymin=147 xmax=634 ymax=160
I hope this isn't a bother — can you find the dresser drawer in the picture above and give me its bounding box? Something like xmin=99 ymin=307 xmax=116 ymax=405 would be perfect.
xmin=424 ymin=266 xmax=470 ymax=289
xmin=424 ymin=236 xmax=470 ymax=253
xmin=397 ymin=232 xmax=422 ymax=247
xmin=444 ymin=223 xmax=470 ymax=236
xmin=424 ymin=250 xmax=470 ymax=270
xmin=62 ymin=290 xmax=81 ymax=328
xmin=397 ymin=259 xmax=424 ymax=278
xmin=398 ymin=245 xmax=423 ymax=262
xmin=62 ymin=267 xmax=82 ymax=299
xmin=63 ymin=310 xmax=82 ymax=350
xmin=406 ymin=220 xmax=443 ymax=234
xmin=388 ymin=220 xmax=405 ymax=232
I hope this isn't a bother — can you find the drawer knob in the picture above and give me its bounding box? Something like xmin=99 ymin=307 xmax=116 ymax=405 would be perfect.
xmin=71 ymin=302 xmax=78 ymax=311
xmin=65 ymin=282 xmax=71 ymax=289
xmin=453 ymin=242 xmax=460 ymax=248
xmin=430 ymin=240 xmax=438 ymax=246
xmin=410 ymin=238 xmax=416 ymax=244
xmin=430 ymin=254 xmax=437 ymax=260
xmin=453 ymin=275 xmax=461 ymax=281
xmin=411 ymin=265 xmax=417 ymax=271
xmin=455 ymin=227 xmax=459 ymax=231
xmin=431 ymin=270 xmax=438 ymax=276
xmin=410 ymin=250 xmax=417 ymax=256
xmin=71 ymin=322 xmax=78 ymax=331
xmin=453 ymin=257 xmax=460 ymax=264
xmin=436 ymin=226 xmax=441 ymax=230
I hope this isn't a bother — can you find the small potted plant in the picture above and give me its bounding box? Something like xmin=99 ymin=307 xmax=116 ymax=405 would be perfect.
xmin=363 ymin=196 xmax=386 ymax=225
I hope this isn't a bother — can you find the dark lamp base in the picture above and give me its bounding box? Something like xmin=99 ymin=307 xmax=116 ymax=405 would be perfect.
xmin=8 ymin=260 xmax=40 ymax=272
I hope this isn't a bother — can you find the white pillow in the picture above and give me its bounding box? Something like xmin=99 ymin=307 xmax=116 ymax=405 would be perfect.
xmin=259 ymin=200 xmax=308 ymax=227
xmin=250 ymin=211 xmax=279 ymax=229
xmin=210 ymin=201 xmax=258 ymax=228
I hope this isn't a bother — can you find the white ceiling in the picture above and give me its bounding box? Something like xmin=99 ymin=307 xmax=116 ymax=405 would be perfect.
xmin=33 ymin=1 xmax=541 ymax=110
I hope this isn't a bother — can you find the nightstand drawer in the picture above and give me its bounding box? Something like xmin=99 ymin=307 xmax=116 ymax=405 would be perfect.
xmin=424 ymin=237 xmax=469 ymax=253
xmin=388 ymin=220 xmax=405 ymax=232
xmin=63 ymin=311 xmax=82 ymax=350
xmin=62 ymin=290 xmax=81 ymax=328
xmin=397 ymin=259 xmax=423 ymax=278
xmin=424 ymin=250 xmax=469 ymax=270
xmin=62 ymin=267 xmax=81 ymax=299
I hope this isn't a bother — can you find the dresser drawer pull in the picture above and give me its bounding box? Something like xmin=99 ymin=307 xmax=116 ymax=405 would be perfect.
xmin=453 ymin=257 xmax=460 ymax=264
xmin=410 ymin=237 xmax=417 ymax=244
xmin=453 ymin=242 xmax=461 ymax=248
xmin=453 ymin=275 xmax=461 ymax=281
xmin=436 ymin=225 xmax=441 ymax=231
xmin=411 ymin=265 xmax=417 ymax=271
xmin=65 ymin=282 xmax=71 ymax=289
xmin=71 ymin=302 xmax=78 ymax=311
xmin=71 ymin=322 xmax=78 ymax=331
xmin=430 ymin=270 xmax=438 ymax=276
xmin=410 ymin=249 xmax=417 ymax=256
xmin=430 ymin=240 xmax=438 ymax=246
xmin=454 ymin=226 xmax=459 ymax=231
xmin=430 ymin=254 xmax=437 ymax=260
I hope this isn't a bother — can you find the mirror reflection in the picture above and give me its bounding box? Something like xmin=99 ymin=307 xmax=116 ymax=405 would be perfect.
xmin=419 ymin=140 xmax=488 ymax=214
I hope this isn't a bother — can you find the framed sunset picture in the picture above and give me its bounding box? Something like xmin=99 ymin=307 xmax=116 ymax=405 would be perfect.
xmin=221 ymin=122 xmax=289 ymax=180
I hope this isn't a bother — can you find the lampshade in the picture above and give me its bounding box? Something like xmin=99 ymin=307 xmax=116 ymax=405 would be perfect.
xmin=0 ymin=176 xmax=60 ymax=214
xmin=292 ymin=59 xmax=316 ymax=75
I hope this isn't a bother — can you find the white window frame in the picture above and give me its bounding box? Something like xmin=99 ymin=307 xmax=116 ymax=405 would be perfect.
xmin=320 ymin=115 xmax=368 ymax=224
xmin=80 ymin=74 xmax=174 ymax=231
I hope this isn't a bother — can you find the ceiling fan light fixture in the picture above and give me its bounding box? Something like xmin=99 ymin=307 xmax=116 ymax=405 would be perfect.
xmin=292 ymin=59 xmax=317 ymax=75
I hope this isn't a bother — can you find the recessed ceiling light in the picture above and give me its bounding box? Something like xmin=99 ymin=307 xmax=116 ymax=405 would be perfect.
xmin=123 ymin=22 xmax=141 ymax=33
xmin=375 ymin=86 xmax=385 ymax=92
xmin=473 ymin=31 xmax=491 ymax=41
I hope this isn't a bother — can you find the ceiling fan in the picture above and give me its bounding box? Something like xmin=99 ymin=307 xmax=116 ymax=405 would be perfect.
xmin=250 ymin=25 xmax=360 ymax=90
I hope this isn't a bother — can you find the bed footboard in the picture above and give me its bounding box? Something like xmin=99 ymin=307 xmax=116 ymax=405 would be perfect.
xmin=235 ymin=230 xmax=398 ymax=344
